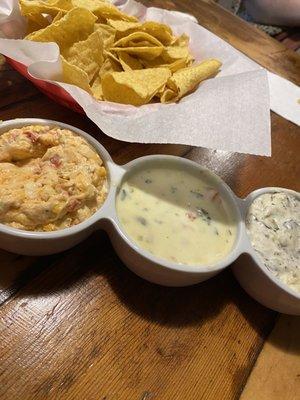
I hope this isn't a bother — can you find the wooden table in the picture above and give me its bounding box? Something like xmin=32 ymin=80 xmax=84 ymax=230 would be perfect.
xmin=0 ymin=1 xmax=299 ymax=399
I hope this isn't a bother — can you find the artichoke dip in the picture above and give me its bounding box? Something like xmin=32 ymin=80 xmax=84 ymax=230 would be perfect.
xmin=0 ymin=125 xmax=107 ymax=231
xmin=246 ymin=192 xmax=300 ymax=293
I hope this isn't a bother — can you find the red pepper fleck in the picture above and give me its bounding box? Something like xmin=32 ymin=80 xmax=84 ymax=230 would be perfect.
xmin=11 ymin=130 xmax=19 ymax=140
xmin=212 ymin=191 xmax=219 ymax=201
xmin=24 ymin=131 xmax=39 ymax=143
xmin=33 ymin=165 xmax=42 ymax=175
xmin=186 ymin=211 xmax=197 ymax=221
xmin=50 ymin=154 xmax=62 ymax=168
xmin=67 ymin=199 xmax=80 ymax=212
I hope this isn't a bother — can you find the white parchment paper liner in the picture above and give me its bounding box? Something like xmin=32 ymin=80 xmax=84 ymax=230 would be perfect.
xmin=0 ymin=0 xmax=271 ymax=155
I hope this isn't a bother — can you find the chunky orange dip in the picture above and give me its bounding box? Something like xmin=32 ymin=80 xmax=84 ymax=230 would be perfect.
xmin=0 ymin=125 xmax=107 ymax=231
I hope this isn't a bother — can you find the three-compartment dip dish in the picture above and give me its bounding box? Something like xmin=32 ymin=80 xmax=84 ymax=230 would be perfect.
xmin=0 ymin=119 xmax=299 ymax=315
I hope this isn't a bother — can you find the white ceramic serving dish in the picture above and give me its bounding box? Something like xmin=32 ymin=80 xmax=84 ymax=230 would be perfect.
xmin=0 ymin=119 xmax=299 ymax=315
xmin=232 ymin=187 xmax=300 ymax=315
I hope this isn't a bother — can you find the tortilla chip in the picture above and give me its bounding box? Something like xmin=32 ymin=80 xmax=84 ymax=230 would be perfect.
xmin=171 ymin=57 xmax=193 ymax=71
xmin=99 ymin=57 xmax=122 ymax=75
xmin=142 ymin=55 xmax=190 ymax=73
xmin=118 ymin=52 xmax=143 ymax=71
xmin=141 ymin=21 xmax=173 ymax=45
xmin=52 ymin=10 xmax=66 ymax=23
xmin=107 ymin=19 xmax=140 ymax=33
xmin=112 ymin=32 xmax=164 ymax=60
xmin=142 ymin=45 xmax=194 ymax=72
xmin=20 ymin=0 xmax=220 ymax=106
xmin=162 ymin=46 xmax=190 ymax=62
xmin=64 ymin=30 xmax=104 ymax=82
xmin=105 ymin=51 xmax=121 ymax=66
xmin=61 ymin=55 xmax=91 ymax=93
xmin=107 ymin=19 xmax=173 ymax=45
xmin=171 ymin=33 xmax=189 ymax=47
xmin=91 ymin=3 xmax=138 ymax=22
xmin=26 ymin=8 xmax=97 ymax=54
xmin=19 ymin=0 xmax=72 ymax=17
xmin=112 ymin=46 xmax=163 ymax=60
xmin=164 ymin=58 xmax=191 ymax=72
xmin=160 ymin=88 xmax=177 ymax=103
xmin=113 ymin=31 xmax=163 ymax=48
xmin=91 ymin=75 xmax=103 ymax=100
xmin=163 ymin=59 xmax=222 ymax=102
xmin=94 ymin=23 xmax=116 ymax=49
xmin=186 ymin=53 xmax=195 ymax=67
xmin=71 ymin=0 xmax=110 ymax=12
xmin=26 ymin=13 xmax=50 ymax=35
xmin=102 ymin=68 xmax=171 ymax=106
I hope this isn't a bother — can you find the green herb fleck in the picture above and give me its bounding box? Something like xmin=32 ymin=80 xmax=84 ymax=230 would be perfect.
xmin=190 ymin=190 xmax=203 ymax=199
xmin=137 ymin=216 xmax=147 ymax=226
xmin=196 ymin=207 xmax=211 ymax=224
xmin=120 ymin=189 xmax=127 ymax=201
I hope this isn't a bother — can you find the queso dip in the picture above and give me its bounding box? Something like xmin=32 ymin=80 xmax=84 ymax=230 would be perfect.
xmin=116 ymin=163 xmax=237 ymax=266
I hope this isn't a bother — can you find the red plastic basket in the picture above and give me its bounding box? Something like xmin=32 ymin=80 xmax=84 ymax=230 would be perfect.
xmin=6 ymin=57 xmax=85 ymax=114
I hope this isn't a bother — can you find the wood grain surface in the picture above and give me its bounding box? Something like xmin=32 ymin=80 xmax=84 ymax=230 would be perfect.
xmin=0 ymin=1 xmax=299 ymax=399
xmin=240 ymin=315 xmax=300 ymax=400
xmin=143 ymin=0 xmax=300 ymax=85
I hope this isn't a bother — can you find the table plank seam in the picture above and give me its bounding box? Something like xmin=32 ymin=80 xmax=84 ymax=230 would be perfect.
xmin=237 ymin=315 xmax=279 ymax=399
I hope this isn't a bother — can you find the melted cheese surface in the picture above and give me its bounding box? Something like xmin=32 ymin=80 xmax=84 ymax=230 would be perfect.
xmin=116 ymin=164 xmax=237 ymax=266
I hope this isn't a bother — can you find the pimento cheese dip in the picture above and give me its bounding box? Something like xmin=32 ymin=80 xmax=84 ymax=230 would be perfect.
xmin=0 ymin=125 xmax=107 ymax=231
xmin=116 ymin=163 xmax=237 ymax=266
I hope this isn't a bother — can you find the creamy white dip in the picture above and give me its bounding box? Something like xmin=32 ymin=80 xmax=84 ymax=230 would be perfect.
xmin=246 ymin=192 xmax=300 ymax=293
xmin=116 ymin=164 xmax=237 ymax=266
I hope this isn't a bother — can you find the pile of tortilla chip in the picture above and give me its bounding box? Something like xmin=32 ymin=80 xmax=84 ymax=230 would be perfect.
xmin=20 ymin=0 xmax=222 ymax=106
